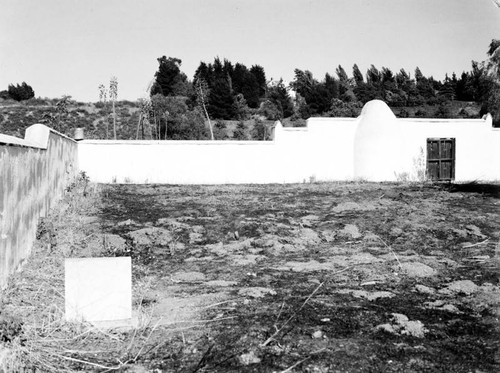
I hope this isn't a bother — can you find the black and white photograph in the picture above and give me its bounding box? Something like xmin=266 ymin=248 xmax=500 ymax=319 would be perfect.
xmin=0 ymin=0 xmax=499 ymax=371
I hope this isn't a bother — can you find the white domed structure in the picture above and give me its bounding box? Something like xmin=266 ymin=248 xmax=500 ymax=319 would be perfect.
xmin=353 ymin=100 xmax=403 ymax=181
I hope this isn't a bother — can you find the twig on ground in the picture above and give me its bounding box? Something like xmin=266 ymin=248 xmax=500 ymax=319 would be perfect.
xmin=462 ymin=239 xmax=489 ymax=248
xmin=47 ymin=351 xmax=124 ymax=371
xmin=279 ymin=347 xmax=327 ymax=373
xmin=260 ymin=267 xmax=350 ymax=347
xmin=191 ymin=343 xmax=214 ymax=373
xmin=201 ymin=298 xmax=242 ymax=309
xmin=276 ymin=301 xmax=286 ymax=323
xmin=280 ymin=357 xmax=310 ymax=373
xmin=132 ymin=318 xmax=163 ymax=363
xmin=377 ymin=236 xmax=402 ymax=270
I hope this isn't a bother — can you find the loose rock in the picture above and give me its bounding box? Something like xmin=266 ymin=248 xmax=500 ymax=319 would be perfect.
xmin=415 ymin=284 xmax=436 ymax=295
xmin=128 ymin=227 xmax=173 ymax=247
xmin=238 ymin=287 xmax=276 ymax=298
xmin=399 ymin=262 xmax=436 ymax=278
xmin=104 ymin=234 xmax=127 ymax=252
xmin=239 ymin=351 xmax=261 ymax=365
xmin=441 ymin=280 xmax=479 ymax=295
xmin=171 ymin=271 xmax=206 ymax=283
xmin=339 ymin=224 xmax=362 ymax=239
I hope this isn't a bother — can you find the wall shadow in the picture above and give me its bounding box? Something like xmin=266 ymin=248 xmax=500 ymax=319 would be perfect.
xmin=440 ymin=182 xmax=500 ymax=198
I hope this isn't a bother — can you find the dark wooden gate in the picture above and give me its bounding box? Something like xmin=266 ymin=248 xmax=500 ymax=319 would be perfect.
xmin=426 ymin=138 xmax=455 ymax=181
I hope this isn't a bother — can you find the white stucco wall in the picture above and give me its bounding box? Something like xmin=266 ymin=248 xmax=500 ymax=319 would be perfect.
xmin=307 ymin=118 xmax=358 ymax=180
xmin=78 ymin=100 xmax=499 ymax=184
xmin=79 ymin=119 xmax=360 ymax=184
xmin=399 ymin=117 xmax=498 ymax=182
xmin=354 ymin=100 xmax=405 ymax=181
xmin=353 ymin=100 xmax=499 ymax=182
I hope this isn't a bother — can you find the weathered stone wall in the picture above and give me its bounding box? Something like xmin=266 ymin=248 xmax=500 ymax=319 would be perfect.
xmin=0 ymin=124 xmax=78 ymax=289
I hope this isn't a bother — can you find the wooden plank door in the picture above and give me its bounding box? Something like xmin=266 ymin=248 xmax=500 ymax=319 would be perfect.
xmin=427 ymin=138 xmax=455 ymax=181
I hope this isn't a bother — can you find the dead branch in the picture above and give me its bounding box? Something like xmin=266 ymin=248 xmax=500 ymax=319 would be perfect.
xmin=260 ymin=267 xmax=350 ymax=347
xmin=462 ymin=239 xmax=489 ymax=248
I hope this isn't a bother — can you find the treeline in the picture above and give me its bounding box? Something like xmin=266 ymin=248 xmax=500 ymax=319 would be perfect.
xmin=291 ymin=63 xmax=489 ymax=118
xmin=148 ymin=42 xmax=499 ymax=127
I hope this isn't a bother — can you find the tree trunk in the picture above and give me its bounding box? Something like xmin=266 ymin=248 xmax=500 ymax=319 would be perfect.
xmin=136 ymin=113 xmax=142 ymax=140
xmin=164 ymin=114 xmax=168 ymax=140
xmin=199 ymin=85 xmax=214 ymax=140
xmin=205 ymin=106 xmax=214 ymax=141
xmin=112 ymin=100 xmax=117 ymax=140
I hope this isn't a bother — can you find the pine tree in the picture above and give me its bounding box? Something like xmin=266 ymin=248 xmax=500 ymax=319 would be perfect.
xmin=154 ymin=56 xmax=189 ymax=96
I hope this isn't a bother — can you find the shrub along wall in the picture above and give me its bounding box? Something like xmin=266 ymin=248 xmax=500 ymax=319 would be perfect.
xmin=0 ymin=124 xmax=78 ymax=289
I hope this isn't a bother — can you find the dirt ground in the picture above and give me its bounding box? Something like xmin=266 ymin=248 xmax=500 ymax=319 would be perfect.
xmin=1 ymin=180 xmax=499 ymax=372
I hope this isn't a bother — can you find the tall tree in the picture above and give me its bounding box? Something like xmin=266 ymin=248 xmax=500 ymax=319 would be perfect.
xmin=290 ymin=69 xmax=315 ymax=97
xmin=414 ymin=67 xmax=424 ymax=82
xmin=154 ymin=56 xmax=189 ymax=96
xmin=324 ymin=73 xmax=339 ymax=99
xmin=232 ymin=63 xmax=260 ymax=108
xmin=336 ymin=65 xmax=349 ymax=83
xmin=366 ymin=65 xmax=381 ymax=86
xmin=250 ymin=65 xmax=267 ymax=98
xmin=395 ymin=69 xmax=413 ymax=92
xmin=352 ymin=64 xmax=364 ymax=85
xmin=336 ymin=65 xmax=353 ymax=99
xmin=266 ymin=79 xmax=294 ymax=119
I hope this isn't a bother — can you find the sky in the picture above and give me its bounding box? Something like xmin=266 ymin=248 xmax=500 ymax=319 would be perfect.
xmin=1 ymin=0 xmax=499 ymax=102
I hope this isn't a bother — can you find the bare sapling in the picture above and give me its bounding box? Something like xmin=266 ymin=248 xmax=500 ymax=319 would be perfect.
xmin=195 ymin=79 xmax=214 ymax=140
xmin=109 ymin=76 xmax=118 ymax=140
xmin=98 ymin=84 xmax=108 ymax=139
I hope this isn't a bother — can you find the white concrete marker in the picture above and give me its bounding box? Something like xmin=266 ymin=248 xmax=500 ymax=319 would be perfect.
xmin=65 ymin=257 xmax=132 ymax=324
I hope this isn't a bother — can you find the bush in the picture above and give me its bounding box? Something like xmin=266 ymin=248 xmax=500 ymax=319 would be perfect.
xmin=7 ymin=82 xmax=35 ymax=101
xmin=24 ymin=97 xmax=49 ymax=106
xmin=233 ymin=121 xmax=247 ymax=140
xmin=258 ymin=100 xmax=281 ymax=121
xmin=213 ymin=120 xmax=229 ymax=140
xmin=251 ymin=118 xmax=271 ymax=140
xmin=397 ymin=108 xmax=410 ymax=118
xmin=434 ymin=104 xmax=452 ymax=118
xmin=328 ymin=99 xmax=362 ymax=117
xmin=414 ymin=109 xmax=427 ymax=118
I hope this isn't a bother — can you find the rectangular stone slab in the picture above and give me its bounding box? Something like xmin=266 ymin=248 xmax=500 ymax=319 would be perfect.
xmin=65 ymin=257 xmax=132 ymax=322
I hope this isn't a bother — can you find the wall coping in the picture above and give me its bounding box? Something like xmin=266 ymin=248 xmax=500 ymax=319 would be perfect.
xmin=79 ymin=139 xmax=276 ymax=146
xmin=0 ymin=123 xmax=77 ymax=149
xmin=281 ymin=127 xmax=309 ymax=132
xmin=0 ymin=133 xmax=42 ymax=148
xmin=307 ymin=117 xmax=359 ymax=121
xmin=398 ymin=118 xmax=487 ymax=123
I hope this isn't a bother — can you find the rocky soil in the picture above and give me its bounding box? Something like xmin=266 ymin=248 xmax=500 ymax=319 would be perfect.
xmin=1 ymin=181 xmax=499 ymax=372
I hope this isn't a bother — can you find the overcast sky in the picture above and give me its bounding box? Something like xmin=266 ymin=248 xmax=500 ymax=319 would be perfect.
xmin=1 ymin=0 xmax=499 ymax=102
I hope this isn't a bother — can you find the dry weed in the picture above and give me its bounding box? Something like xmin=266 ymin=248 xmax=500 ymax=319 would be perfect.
xmin=0 ymin=177 xmax=164 ymax=372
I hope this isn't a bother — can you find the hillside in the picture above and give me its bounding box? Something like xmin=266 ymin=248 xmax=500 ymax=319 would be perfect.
xmin=0 ymin=98 xmax=483 ymax=141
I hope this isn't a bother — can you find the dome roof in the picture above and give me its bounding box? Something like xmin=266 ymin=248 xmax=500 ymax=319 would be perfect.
xmin=354 ymin=100 xmax=402 ymax=181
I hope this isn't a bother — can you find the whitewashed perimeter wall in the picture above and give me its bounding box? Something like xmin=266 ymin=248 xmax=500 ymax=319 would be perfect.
xmin=78 ymin=120 xmax=357 ymax=184
xmin=353 ymin=100 xmax=500 ymax=182
xmin=78 ymin=100 xmax=500 ymax=184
